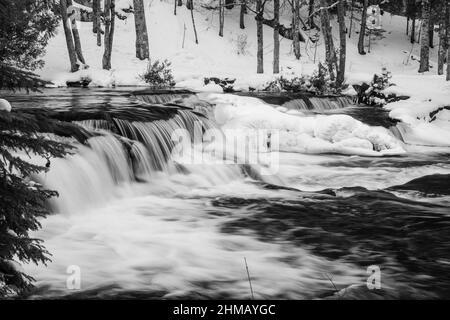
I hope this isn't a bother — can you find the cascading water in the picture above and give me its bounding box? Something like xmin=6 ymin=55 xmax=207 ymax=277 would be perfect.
xmin=133 ymin=90 xmax=194 ymax=105
xmin=12 ymin=89 xmax=450 ymax=299
xmin=281 ymin=95 xmax=355 ymax=112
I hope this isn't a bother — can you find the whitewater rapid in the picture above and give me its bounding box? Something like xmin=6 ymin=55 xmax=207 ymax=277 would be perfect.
xmin=21 ymin=92 xmax=450 ymax=299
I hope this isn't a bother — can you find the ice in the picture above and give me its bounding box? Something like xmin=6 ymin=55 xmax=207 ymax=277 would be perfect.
xmin=209 ymin=94 xmax=405 ymax=157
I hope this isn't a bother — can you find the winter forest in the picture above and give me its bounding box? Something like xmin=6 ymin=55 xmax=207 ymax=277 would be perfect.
xmin=1 ymin=0 xmax=450 ymax=302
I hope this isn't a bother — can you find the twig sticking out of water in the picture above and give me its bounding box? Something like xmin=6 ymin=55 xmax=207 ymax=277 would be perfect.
xmin=244 ymin=257 xmax=254 ymax=300
xmin=324 ymin=273 xmax=339 ymax=293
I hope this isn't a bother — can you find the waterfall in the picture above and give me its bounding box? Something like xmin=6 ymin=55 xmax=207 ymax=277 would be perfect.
xmin=38 ymin=92 xmax=362 ymax=215
xmin=133 ymin=90 xmax=194 ymax=105
xmin=282 ymin=96 xmax=355 ymax=112
xmin=40 ymin=107 xmax=274 ymax=214
xmin=41 ymin=134 xmax=131 ymax=214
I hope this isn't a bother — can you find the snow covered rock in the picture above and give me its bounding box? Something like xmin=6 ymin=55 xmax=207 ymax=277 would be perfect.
xmin=201 ymin=83 xmax=224 ymax=93
xmin=0 ymin=98 xmax=12 ymax=112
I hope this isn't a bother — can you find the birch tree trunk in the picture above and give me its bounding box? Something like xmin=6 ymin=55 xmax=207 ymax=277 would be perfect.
xmin=273 ymin=0 xmax=280 ymax=74
xmin=256 ymin=0 xmax=264 ymax=74
xmin=103 ymin=0 xmax=115 ymax=70
xmin=419 ymin=0 xmax=430 ymax=73
xmin=293 ymin=0 xmax=301 ymax=59
xmin=59 ymin=0 xmax=78 ymax=72
xmin=133 ymin=0 xmax=150 ymax=60
xmin=336 ymin=0 xmax=346 ymax=86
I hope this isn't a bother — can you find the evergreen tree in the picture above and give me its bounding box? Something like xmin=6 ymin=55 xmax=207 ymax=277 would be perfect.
xmin=0 ymin=109 xmax=72 ymax=296
xmin=0 ymin=0 xmax=59 ymax=90
xmin=0 ymin=0 xmax=74 ymax=296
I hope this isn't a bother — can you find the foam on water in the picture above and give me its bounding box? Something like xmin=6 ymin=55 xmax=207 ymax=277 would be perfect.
xmin=24 ymin=92 xmax=450 ymax=299
xmin=26 ymin=177 xmax=366 ymax=298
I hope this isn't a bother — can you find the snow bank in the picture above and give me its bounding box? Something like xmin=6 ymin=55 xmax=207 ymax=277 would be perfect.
xmin=209 ymin=94 xmax=405 ymax=157
xmin=0 ymin=99 xmax=12 ymax=112
xmin=383 ymin=76 xmax=450 ymax=147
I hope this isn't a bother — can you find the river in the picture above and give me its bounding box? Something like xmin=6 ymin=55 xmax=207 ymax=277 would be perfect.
xmin=4 ymin=88 xmax=450 ymax=299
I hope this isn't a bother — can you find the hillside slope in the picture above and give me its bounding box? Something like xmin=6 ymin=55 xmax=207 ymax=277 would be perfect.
xmin=38 ymin=0 xmax=444 ymax=88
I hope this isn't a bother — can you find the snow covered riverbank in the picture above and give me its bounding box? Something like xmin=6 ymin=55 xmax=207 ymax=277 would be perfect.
xmin=36 ymin=0 xmax=449 ymax=148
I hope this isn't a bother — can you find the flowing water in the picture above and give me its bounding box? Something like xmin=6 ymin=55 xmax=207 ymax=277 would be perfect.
xmin=4 ymin=88 xmax=450 ymax=299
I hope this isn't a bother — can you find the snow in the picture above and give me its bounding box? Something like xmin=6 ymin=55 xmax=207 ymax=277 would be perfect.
xmin=35 ymin=0 xmax=450 ymax=148
xmin=71 ymin=2 xmax=92 ymax=12
xmin=0 ymin=99 xmax=12 ymax=112
xmin=208 ymin=93 xmax=405 ymax=157
xmin=381 ymin=76 xmax=450 ymax=147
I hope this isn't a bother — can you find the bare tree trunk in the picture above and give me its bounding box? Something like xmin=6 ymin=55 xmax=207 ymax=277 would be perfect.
xmin=337 ymin=0 xmax=346 ymax=86
xmin=72 ymin=27 xmax=86 ymax=64
xmin=190 ymin=0 xmax=199 ymax=44
xmin=219 ymin=0 xmax=224 ymax=37
xmin=103 ymin=0 xmax=115 ymax=70
xmin=240 ymin=0 xmax=246 ymax=29
xmin=429 ymin=16 xmax=434 ymax=48
xmin=349 ymin=0 xmax=355 ymax=38
xmin=411 ymin=17 xmax=416 ymax=43
xmin=308 ymin=0 xmax=316 ymax=29
xmin=93 ymin=0 xmax=98 ymax=33
xmin=60 ymin=0 xmax=78 ymax=72
xmin=174 ymin=0 xmax=177 ymax=15
xmin=419 ymin=0 xmax=430 ymax=73
xmin=358 ymin=0 xmax=368 ymax=55
xmin=133 ymin=0 xmax=150 ymax=60
xmin=256 ymin=0 xmax=264 ymax=74
xmin=96 ymin=0 xmax=102 ymax=47
xmin=447 ymin=0 xmax=450 ymax=80
xmin=438 ymin=20 xmax=447 ymax=75
xmin=67 ymin=0 xmax=86 ymax=64
xmin=273 ymin=0 xmax=280 ymax=74
xmin=320 ymin=0 xmax=337 ymax=81
xmin=407 ymin=17 xmax=410 ymax=35
xmin=293 ymin=0 xmax=301 ymax=59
